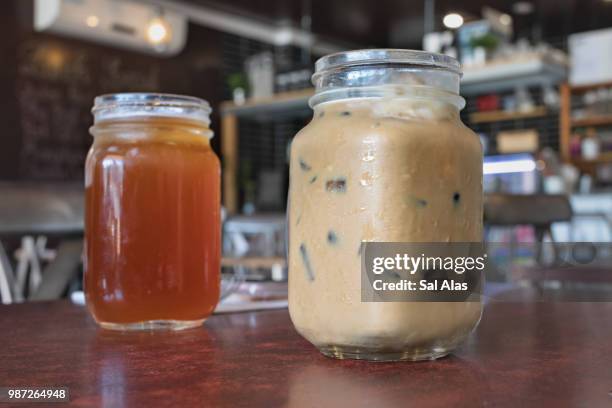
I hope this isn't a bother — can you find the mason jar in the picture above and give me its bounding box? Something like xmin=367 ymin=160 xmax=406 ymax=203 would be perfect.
xmin=288 ymin=50 xmax=483 ymax=360
xmin=85 ymin=93 xmax=220 ymax=330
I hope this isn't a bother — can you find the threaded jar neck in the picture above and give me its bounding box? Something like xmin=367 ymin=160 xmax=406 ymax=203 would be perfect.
xmin=310 ymin=49 xmax=465 ymax=110
xmin=92 ymin=93 xmax=212 ymax=131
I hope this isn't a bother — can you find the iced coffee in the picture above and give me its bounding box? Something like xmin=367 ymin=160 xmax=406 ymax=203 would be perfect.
xmin=288 ymin=50 xmax=483 ymax=361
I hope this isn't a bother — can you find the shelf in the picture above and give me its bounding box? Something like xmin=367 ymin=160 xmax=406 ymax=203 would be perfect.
xmin=569 ymin=80 xmax=612 ymax=93
xmin=219 ymin=57 xmax=567 ymax=119
xmin=570 ymin=152 xmax=612 ymax=171
xmin=570 ymin=152 xmax=612 ymax=166
xmin=220 ymin=88 xmax=314 ymax=119
xmin=461 ymin=56 xmax=567 ymax=95
xmin=571 ymin=116 xmax=612 ymax=127
xmin=469 ymin=106 xmax=548 ymax=124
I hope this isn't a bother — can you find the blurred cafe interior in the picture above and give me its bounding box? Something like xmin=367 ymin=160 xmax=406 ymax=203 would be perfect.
xmin=1 ymin=0 xmax=612 ymax=307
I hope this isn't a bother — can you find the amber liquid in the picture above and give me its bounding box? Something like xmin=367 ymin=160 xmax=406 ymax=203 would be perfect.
xmin=85 ymin=117 xmax=220 ymax=328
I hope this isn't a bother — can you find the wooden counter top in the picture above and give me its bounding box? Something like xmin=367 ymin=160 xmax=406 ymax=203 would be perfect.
xmin=1 ymin=300 xmax=611 ymax=407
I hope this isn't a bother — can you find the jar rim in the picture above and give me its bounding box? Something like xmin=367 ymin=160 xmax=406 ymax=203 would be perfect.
xmin=309 ymin=85 xmax=466 ymax=110
xmin=313 ymin=49 xmax=462 ymax=79
xmin=92 ymin=93 xmax=212 ymax=125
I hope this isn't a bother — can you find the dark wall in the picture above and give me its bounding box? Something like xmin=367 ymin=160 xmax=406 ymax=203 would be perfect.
xmin=0 ymin=0 xmax=226 ymax=182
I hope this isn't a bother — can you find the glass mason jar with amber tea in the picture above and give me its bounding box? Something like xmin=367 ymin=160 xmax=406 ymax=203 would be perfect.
xmin=85 ymin=93 xmax=220 ymax=330
xmin=288 ymin=50 xmax=483 ymax=360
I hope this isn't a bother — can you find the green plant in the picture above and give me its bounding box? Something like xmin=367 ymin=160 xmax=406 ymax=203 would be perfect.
xmin=227 ymin=73 xmax=248 ymax=92
xmin=469 ymin=34 xmax=499 ymax=51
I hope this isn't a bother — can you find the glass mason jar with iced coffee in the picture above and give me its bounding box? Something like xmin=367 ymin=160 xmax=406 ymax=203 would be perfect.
xmin=288 ymin=50 xmax=483 ymax=361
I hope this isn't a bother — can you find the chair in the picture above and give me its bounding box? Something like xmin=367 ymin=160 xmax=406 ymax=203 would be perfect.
xmin=484 ymin=193 xmax=572 ymax=263
xmin=0 ymin=182 xmax=84 ymax=303
xmin=484 ymin=193 xmax=612 ymax=287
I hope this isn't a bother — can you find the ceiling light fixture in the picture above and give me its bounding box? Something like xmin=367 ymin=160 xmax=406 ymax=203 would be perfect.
xmin=512 ymin=2 xmax=534 ymax=15
xmin=85 ymin=15 xmax=99 ymax=28
xmin=146 ymin=17 xmax=171 ymax=45
xmin=443 ymin=13 xmax=464 ymax=29
xmin=499 ymin=13 xmax=512 ymax=26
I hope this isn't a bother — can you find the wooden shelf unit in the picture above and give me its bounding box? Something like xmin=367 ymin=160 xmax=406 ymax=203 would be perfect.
xmin=571 ymin=116 xmax=612 ymax=127
xmin=220 ymin=89 xmax=315 ymax=213
xmin=220 ymin=63 xmax=568 ymax=213
xmin=566 ymin=80 xmax=612 ymax=93
xmin=560 ymin=82 xmax=612 ymax=174
xmin=461 ymin=55 xmax=567 ymax=95
xmin=469 ymin=106 xmax=548 ymax=124
xmin=220 ymin=88 xmax=314 ymax=117
xmin=571 ymin=152 xmax=612 ymax=165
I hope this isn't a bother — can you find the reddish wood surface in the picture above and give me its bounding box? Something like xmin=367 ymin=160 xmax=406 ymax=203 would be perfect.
xmin=1 ymin=300 xmax=612 ymax=407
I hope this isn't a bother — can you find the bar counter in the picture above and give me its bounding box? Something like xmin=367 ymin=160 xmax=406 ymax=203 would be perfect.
xmin=1 ymin=299 xmax=612 ymax=407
